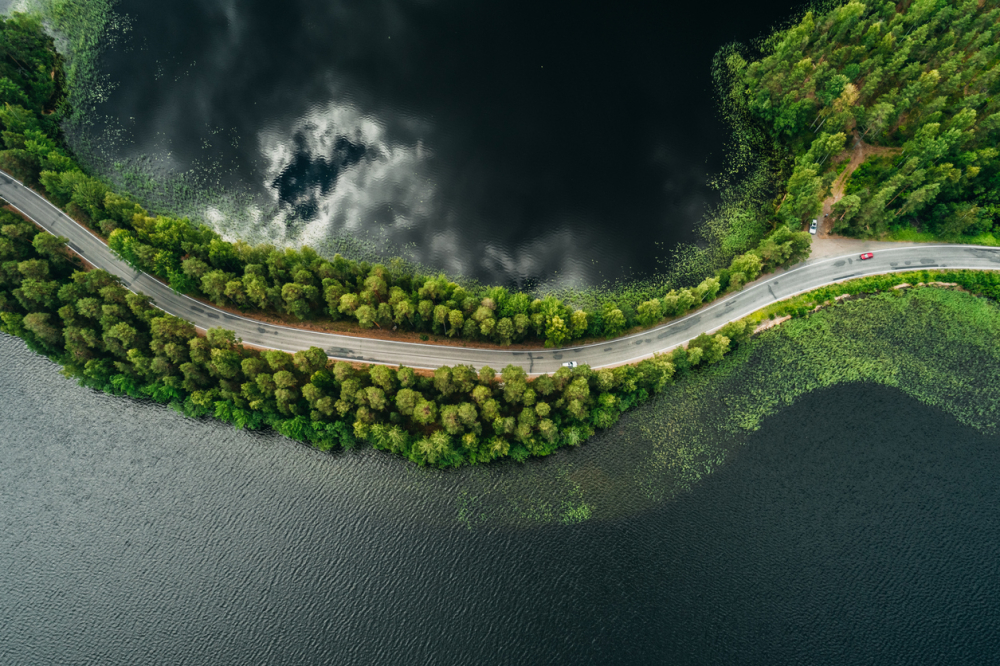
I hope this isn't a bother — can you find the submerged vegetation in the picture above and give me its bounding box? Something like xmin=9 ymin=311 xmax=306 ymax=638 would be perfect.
xmin=729 ymin=0 xmax=1000 ymax=239
xmin=457 ymin=281 xmax=1000 ymax=526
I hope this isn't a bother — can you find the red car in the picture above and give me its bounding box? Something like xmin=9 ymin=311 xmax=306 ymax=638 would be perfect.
xmin=860 ymin=252 xmax=874 ymax=260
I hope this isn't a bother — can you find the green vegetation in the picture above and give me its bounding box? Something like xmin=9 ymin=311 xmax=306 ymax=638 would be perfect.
xmin=0 ymin=209 xmax=749 ymax=467
xmin=454 ymin=284 xmax=1000 ymax=527
xmin=4 ymin=6 xmax=1000 ymax=478
xmin=633 ymin=284 xmax=1000 ymax=507
xmin=727 ymin=0 xmax=1000 ymax=238
xmin=6 ymin=184 xmax=999 ymax=472
xmin=0 ymin=10 xmax=783 ymax=470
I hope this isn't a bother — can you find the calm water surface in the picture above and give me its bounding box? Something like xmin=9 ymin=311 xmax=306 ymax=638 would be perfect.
xmin=2 ymin=333 xmax=998 ymax=664
xmin=77 ymin=0 xmax=807 ymax=287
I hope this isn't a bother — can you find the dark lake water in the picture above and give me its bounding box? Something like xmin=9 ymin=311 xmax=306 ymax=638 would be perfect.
xmin=3 ymin=332 xmax=999 ymax=664
xmin=76 ymin=0 xmax=807 ymax=288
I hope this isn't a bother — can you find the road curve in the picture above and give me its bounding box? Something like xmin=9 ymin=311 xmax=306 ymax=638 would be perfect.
xmin=3 ymin=172 xmax=1000 ymax=373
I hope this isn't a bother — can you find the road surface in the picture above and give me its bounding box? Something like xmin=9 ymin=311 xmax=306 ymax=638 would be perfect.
xmin=2 ymin=172 xmax=999 ymax=373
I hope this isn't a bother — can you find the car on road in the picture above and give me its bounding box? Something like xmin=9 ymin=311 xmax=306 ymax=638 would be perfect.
xmin=561 ymin=361 xmax=578 ymax=368
xmin=860 ymin=252 xmax=874 ymax=260
xmin=809 ymin=219 xmax=818 ymax=234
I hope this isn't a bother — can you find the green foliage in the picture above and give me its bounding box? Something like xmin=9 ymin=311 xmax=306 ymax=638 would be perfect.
xmin=737 ymin=0 xmax=1000 ymax=238
xmin=14 ymin=4 xmax=1000 ymax=475
xmin=3 ymin=194 xmax=766 ymax=468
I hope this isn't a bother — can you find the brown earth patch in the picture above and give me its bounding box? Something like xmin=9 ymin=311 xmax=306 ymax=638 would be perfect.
xmin=817 ymin=132 xmax=902 ymax=238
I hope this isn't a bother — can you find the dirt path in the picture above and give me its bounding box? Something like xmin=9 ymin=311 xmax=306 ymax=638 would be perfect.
xmin=817 ymin=133 xmax=901 ymax=238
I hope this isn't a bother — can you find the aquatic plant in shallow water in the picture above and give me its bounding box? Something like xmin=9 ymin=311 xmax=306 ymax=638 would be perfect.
xmin=456 ymin=287 xmax=1000 ymax=528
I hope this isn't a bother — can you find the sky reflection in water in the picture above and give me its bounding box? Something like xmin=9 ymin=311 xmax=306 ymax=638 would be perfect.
xmin=87 ymin=0 xmax=806 ymax=287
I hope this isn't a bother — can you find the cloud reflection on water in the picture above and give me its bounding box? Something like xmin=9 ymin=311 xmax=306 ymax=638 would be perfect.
xmin=62 ymin=0 xmax=807 ymax=287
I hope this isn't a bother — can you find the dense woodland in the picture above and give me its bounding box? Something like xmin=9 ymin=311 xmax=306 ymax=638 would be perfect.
xmin=1 ymin=208 xmax=749 ymax=464
xmin=733 ymin=0 xmax=1000 ymax=238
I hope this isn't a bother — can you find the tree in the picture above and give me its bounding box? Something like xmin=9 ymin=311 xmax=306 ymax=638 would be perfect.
xmin=293 ymin=347 xmax=328 ymax=375
xmin=263 ymin=349 xmax=293 ymax=372
xmin=354 ymin=304 xmax=375 ymax=329
xmin=513 ymin=313 xmax=530 ymax=339
xmin=324 ymin=280 xmax=346 ymax=319
xmin=395 ymin=388 xmax=421 ymax=416
xmin=675 ymin=289 xmax=697 ymax=314
xmin=478 ymin=365 xmax=496 ymax=386
xmin=479 ymin=316 xmax=496 ymax=338
xmin=756 ymin=228 xmax=811 ymax=270
xmin=696 ymin=277 xmax=721 ymax=302
xmin=636 ymin=299 xmax=661 ymax=327
xmin=440 ymin=405 xmax=464 ymax=435
xmin=728 ymin=251 xmax=763 ymax=290
xmin=338 ymin=293 xmax=359 ymax=316
xmin=782 ymin=164 xmax=825 ymax=225
xmin=31 ymin=232 xmax=66 ymax=259
xmin=448 ymin=309 xmax=464 ymax=337
xmin=22 ymin=311 xmax=61 ymax=347
xmin=433 ymin=304 xmax=450 ymax=334
xmin=862 ymin=101 xmax=895 ymax=139
xmin=365 ymin=386 xmax=388 ymax=411
xmin=415 ymin=430 xmax=453 ymax=465
xmin=16 ymin=277 xmax=59 ymax=310
xmin=201 ymin=270 xmax=234 ymax=303
xmin=281 ymin=282 xmax=312 ymax=319
xmin=434 ymin=366 xmax=455 ymax=396
xmin=831 ymin=194 xmax=862 ymax=227
xmin=364 ymin=274 xmax=387 ymax=302
xmin=397 ymin=366 xmax=417 ymax=388
xmin=376 ymin=302 xmax=393 ymax=328
xmin=501 ymin=365 xmax=528 ymax=404
xmin=369 ymin=364 xmax=397 ymax=393
xmin=17 ymin=258 xmax=48 ymax=281
xmin=417 ymin=300 xmax=434 ymax=325
xmin=393 ymin=298 xmax=414 ymax=326
xmin=243 ymin=273 xmax=270 ymax=310
xmin=210 ymin=347 xmax=243 ymax=379
xmin=899 ymin=182 xmax=941 ymax=217
xmin=688 ymin=333 xmax=731 ymax=365
xmin=544 ymin=315 xmax=570 ymax=347
xmin=411 ymin=398 xmax=437 ymax=425
xmin=939 ymin=203 xmax=983 ymax=236
xmin=496 ymin=317 xmax=514 ymax=346
xmin=602 ymin=307 xmax=625 ymax=338
xmin=71 ymin=177 xmax=109 ymax=221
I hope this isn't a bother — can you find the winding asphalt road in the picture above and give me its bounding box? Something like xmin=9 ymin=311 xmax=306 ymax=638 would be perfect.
xmin=3 ymin=171 xmax=1000 ymax=373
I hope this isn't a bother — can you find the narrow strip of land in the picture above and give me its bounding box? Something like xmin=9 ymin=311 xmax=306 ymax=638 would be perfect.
xmin=2 ymin=172 xmax=999 ymax=374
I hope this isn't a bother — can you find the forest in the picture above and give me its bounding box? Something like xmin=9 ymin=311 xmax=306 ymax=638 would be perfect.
xmin=731 ymin=0 xmax=1000 ymax=238
xmin=0 ymin=206 xmax=748 ymax=465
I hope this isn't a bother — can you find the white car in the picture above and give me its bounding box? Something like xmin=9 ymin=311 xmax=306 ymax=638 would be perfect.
xmin=809 ymin=219 xmax=818 ymax=234
xmin=561 ymin=361 xmax=578 ymax=368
